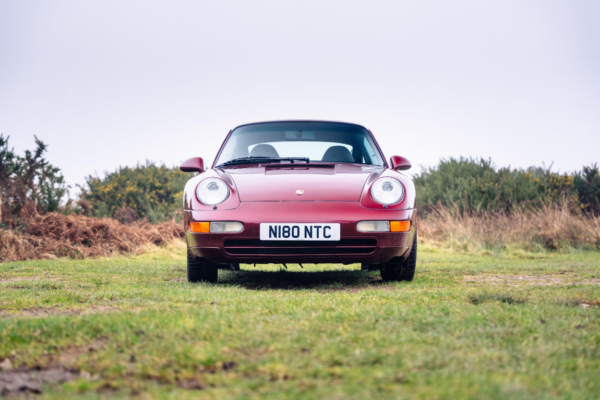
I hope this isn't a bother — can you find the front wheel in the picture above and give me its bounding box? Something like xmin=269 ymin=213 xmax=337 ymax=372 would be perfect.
xmin=187 ymin=253 xmax=218 ymax=283
xmin=380 ymin=231 xmax=417 ymax=282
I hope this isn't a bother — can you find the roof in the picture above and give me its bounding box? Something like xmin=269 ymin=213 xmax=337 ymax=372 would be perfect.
xmin=230 ymin=120 xmax=369 ymax=131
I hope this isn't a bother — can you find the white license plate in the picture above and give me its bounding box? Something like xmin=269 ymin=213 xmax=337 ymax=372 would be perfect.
xmin=260 ymin=223 xmax=340 ymax=241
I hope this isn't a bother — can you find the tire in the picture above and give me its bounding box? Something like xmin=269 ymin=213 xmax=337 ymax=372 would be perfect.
xmin=187 ymin=253 xmax=218 ymax=283
xmin=380 ymin=231 xmax=417 ymax=282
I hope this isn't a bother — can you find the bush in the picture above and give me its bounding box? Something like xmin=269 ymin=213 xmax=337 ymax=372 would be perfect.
xmin=573 ymin=163 xmax=600 ymax=215
xmin=414 ymin=158 xmax=599 ymax=215
xmin=0 ymin=134 xmax=70 ymax=224
xmin=84 ymin=162 xmax=192 ymax=223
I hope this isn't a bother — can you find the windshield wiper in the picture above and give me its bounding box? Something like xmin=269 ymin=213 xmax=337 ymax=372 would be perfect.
xmin=217 ymin=157 xmax=310 ymax=167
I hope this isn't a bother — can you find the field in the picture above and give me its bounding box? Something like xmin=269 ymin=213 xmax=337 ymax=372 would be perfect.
xmin=1 ymin=243 xmax=599 ymax=399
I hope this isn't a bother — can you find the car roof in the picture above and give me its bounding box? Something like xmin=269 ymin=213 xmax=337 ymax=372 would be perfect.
xmin=231 ymin=120 xmax=370 ymax=131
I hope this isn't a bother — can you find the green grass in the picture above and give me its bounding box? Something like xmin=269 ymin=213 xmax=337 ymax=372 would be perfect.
xmin=1 ymin=244 xmax=599 ymax=399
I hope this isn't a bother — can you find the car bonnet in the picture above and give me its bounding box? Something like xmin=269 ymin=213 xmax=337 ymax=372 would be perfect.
xmin=221 ymin=164 xmax=382 ymax=202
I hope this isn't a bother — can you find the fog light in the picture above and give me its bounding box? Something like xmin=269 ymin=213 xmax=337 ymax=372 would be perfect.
xmin=189 ymin=221 xmax=210 ymax=233
xmin=357 ymin=221 xmax=390 ymax=232
xmin=390 ymin=221 xmax=411 ymax=232
xmin=210 ymin=221 xmax=243 ymax=233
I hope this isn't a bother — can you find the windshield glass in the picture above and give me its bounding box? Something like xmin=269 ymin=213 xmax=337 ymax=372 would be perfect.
xmin=215 ymin=121 xmax=385 ymax=166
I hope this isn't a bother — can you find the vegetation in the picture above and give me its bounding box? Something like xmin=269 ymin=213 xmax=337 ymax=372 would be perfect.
xmin=84 ymin=162 xmax=192 ymax=223
xmin=419 ymin=201 xmax=600 ymax=252
xmin=0 ymin=135 xmax=70 ymax=224
xmin=0 ymin=212 xmax=184 ymax=262
xmin=1 ymin=247 xmax=599 ymax=398
xmin=83 ymin=157 xmax=600 ymax=224
xmin=414 ymin=158 xmax=600 ymax=215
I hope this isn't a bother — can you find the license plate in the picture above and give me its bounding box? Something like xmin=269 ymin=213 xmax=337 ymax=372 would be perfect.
xmin=260 ymin=223 xmax=340 ymax=241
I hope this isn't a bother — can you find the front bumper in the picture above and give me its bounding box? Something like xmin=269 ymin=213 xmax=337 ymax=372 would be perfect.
xmin=184 ymin=202 xmax=416 ymax=264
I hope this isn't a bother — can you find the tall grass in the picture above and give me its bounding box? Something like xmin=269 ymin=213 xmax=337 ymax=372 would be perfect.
xmin=419 ymin=202 xmax=600 ymax=253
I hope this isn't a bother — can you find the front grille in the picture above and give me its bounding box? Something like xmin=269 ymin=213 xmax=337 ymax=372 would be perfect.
xmin=223 ymin=238 xmax=377 ymax=255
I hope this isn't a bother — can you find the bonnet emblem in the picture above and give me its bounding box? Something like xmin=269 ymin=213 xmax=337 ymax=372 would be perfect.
xmin=296 ymin=190 xmax=304 ymax=195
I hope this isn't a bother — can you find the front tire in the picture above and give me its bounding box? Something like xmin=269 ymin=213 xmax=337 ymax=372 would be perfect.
xmin=187 ymin=253 xmax=218 ymax=283
xmin=380 ymin=231 xmax=417 ymax=282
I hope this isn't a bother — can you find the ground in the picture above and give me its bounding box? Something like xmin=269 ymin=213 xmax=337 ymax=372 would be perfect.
xmin=1 ymin=243 xmax=599 ymax=399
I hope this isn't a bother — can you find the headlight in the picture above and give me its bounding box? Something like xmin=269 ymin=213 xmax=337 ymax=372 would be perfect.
xmin=370 ymin=177 xmax=404 ymax=205
xmin=196 ymin=178 xmax=230 ymax=205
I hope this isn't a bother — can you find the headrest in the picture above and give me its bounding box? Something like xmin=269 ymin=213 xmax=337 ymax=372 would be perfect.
xmin=321 ymin=146 xmax=354 ymax=163
xmin=249 ymin=144 xmax=280 ymax=158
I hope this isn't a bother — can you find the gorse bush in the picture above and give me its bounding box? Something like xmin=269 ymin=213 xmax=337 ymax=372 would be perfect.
xmin=414 ymin=158 xmax=600 ymax=215
xmin=84 ymin=162 xmax=192 ymax=223
xmin=573 ymin=164 xmax=600 ymax=214
xmin=0 ymin=134 xmax=69 ymax=224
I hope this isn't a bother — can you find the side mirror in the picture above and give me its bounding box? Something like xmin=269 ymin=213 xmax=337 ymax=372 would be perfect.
xmin=180 ymin=157 xmax=204 ymax=173
xmin=390 ymin=155 xmax=411 ymax=171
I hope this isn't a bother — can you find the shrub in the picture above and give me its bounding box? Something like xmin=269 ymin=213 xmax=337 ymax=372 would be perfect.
xmin=0 ymin=134 xmax=69 ymax=224
xmin=84 ymin=162 xmax=192 ymax=223
xmin=573 ymin=163 xmax=600 ymax=215
xmin=413 ymin=157 xmax=596 ymax=215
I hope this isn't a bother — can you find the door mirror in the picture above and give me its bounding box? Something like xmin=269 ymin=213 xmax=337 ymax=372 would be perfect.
xmin=180 ymin=157 xmax=204 ymax=173
xmin=390 ymin=155 xmax=411 ymax=171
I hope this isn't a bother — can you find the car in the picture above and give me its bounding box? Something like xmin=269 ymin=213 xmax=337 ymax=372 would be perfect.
xmin=180 ymin=120 xmax=417 ymax=283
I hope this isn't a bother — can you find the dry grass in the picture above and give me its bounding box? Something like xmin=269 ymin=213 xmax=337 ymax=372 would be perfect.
xmin=3 ymin=202 xmax=600 ymax=262
xmin=419 ymin=202 xmax=600 ymax=252
xmin=0 ymin=213 xmax=184 ymax=262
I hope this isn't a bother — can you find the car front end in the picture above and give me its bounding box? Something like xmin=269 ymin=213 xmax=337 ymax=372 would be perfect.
xmin=181 ymin=121 xmax=417 ymax=282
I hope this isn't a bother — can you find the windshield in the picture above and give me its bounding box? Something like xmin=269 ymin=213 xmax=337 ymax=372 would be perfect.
xmin=215 ymin=121 xmax=385 ymax=167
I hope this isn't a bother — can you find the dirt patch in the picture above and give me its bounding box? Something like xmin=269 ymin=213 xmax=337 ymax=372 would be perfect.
xmin=558 ymin=299 xmax=600 ymax=308
xmin=0 ymin=338 xmax=106 ymax=396
xmin=56 ymin=338 xmax=108 ymax=365
xmin=0 ymin=366 xmax=80 ymax=395
xmin=176 ymin=377 xmax=204 ymax=390
xmin=0 ymin=306 xmax=119 ymax=319
xmin=0 ymin=276 xmax=40 ymax=283
xmin=462 ymin=274 xmax=600 ymax=286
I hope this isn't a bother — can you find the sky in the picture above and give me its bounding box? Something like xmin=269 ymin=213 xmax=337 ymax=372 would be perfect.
xmin=1 ymin=0 xmax=599 ymax=191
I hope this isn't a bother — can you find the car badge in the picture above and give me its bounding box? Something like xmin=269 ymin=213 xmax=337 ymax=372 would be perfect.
xmin=296 ymin=190 xmax=304 ymax=195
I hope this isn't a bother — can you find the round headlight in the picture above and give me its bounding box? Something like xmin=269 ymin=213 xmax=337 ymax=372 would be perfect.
xmin=370 ymin=177 xmax=404 ymax=205
xmin=196 ymin=178 xmax=230 ymax=205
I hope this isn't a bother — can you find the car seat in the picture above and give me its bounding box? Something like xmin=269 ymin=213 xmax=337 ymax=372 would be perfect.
xmin=321 ymin=146 xmax=354 ymax=163
xmin=249 ymin=144 xmax=280 ymax=158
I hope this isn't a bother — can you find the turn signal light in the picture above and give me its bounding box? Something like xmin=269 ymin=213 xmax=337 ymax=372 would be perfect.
xmin=189 ymin=221 xmax=244 ymax=233
xmin=189 ymin=221 xmax=210 ymax=233
xmin=390 ymin=221 xmax=411 ymax=232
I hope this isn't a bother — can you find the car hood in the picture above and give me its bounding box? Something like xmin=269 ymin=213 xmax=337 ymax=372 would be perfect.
xmin=221 ymin=164 xmax=382 ymax=202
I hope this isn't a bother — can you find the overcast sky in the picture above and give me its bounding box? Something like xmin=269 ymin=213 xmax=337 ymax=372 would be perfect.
xmin=1 ymin=0 xmax=599 ymax=190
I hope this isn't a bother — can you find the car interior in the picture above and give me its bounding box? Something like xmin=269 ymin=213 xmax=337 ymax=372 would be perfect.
xmin=216 ymin=122 xmax=385 ymax=166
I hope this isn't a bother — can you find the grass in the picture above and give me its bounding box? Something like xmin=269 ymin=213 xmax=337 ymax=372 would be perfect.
xmin=419 ymin=202 xmax=600 ymax=253
xmin=1 ymin=243 xmax=599 ymax=399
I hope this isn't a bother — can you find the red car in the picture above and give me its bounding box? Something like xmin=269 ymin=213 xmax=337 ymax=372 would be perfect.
xmin=180 ymin=121 xmax=417 ymax=283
